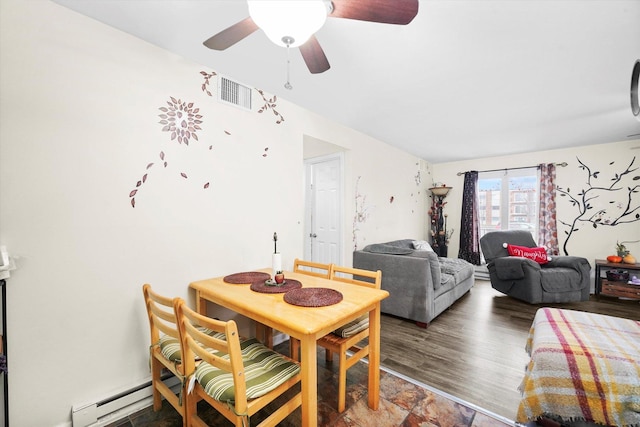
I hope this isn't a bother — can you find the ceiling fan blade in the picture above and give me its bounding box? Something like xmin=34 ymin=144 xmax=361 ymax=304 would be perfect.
xmin=299 ymin=35 xmax=330 ymax=74
xmin=203 ymin=17 xmax=259 ymax=50
xmin=330 ymin=0 xmax=419 ymax=25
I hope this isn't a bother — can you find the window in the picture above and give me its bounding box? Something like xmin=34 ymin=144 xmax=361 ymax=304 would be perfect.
xmin=478 ymin=168 xmax=539 ymax=239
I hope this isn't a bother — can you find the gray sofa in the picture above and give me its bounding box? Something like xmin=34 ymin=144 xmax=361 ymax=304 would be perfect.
xmin=353 ymin=239 xmax=475 ymax=326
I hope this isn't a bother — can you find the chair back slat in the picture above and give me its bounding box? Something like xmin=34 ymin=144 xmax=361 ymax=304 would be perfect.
xmin=330 ymin=265 xmax=382 ymax=289
xmin=143 ymin=284 xmax=180 ymax=342
xmin=293 ymin=258 xmax=332 ymax=278
xmin=174 ymin=299 xmax=249 ymax=409
xmin=142 ymin=284 xmax=188 ymax=424
xmin=149 ymin=302 xmax=180 ymax=339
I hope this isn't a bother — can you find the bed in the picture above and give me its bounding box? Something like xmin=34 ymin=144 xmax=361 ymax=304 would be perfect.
xmin=517 ymin=307 xmax=640 ymax=426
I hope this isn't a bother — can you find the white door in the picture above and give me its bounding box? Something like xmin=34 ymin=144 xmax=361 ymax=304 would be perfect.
xmin=304 ymin=154 xmax=342 ymax=265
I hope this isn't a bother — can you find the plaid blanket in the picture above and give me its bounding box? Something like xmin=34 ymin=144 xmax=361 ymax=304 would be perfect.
xmin=517 ymin=307 xmax=640 ymax=426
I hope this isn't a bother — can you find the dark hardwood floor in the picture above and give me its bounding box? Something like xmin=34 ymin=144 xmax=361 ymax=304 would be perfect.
xmin=378 ymin=279 xmax=640 ymax=422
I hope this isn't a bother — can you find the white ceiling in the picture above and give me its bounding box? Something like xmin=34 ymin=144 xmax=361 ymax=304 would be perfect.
xmin=52 ymin=0 xmax=640 ymax=163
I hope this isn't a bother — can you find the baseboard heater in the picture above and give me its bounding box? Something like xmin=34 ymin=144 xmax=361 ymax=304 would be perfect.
xmin=71 ymin=373 xmax=180 ymax=426
xmin=474 ymin=264 xmax=490 ymax=281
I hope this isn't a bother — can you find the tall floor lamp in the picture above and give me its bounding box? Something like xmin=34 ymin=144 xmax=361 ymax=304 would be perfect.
xmin=429 ymin=186 xmax=452 ymax=257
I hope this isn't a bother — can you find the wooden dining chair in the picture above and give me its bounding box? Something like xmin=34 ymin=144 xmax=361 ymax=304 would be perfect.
xmin=318 ymin=265 xmax=382 ymax=413
xmin=256 ymin=259 xmax=333 ymax=348
xmin=142 ymin=284 xmax=188 ymax=427
xmin=255 ymin=258 xmax=333 ymax=348
xmin=293 ymin=258 xmax=332 ymax=278
xmin=256 ymin=258 xmax=333 ymax=350
xmin=174 ymin=298 xmax=302 ymax=427
xmin=289 ymin=258 xmax=333 ymax=359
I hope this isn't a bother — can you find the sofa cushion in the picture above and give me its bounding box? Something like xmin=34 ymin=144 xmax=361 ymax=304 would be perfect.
xmin=333 ymin=314 xmax=369 ymax=337
xmin=493 ymin=258 xmax=528 ymax=280
xmin=159 ymin=328 xmax=222 ymax=362
xmin=437 ymin=273 xmax=455 ymax=296
xmin=363 ymin=243 xmax=414 ymax=255
xmin=540 ymin=268 xmax=584 ymax=292
xmin=385 ymin=239 xmax=417 ymax=249
xmin=195 ymin=339 xmax=300 ymax=402
xmin=439 ymin=257 xmax=475 ymax=284
xmin=412 ymin=240 xmax=434 ymax=251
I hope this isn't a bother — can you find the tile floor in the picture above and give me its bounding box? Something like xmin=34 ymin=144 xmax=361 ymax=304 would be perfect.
xmin=107 ymin=343 xmax=515 ymax=427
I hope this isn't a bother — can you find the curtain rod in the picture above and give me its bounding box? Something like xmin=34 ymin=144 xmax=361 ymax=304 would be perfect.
xmin=456 ymin=162 xmax=567 ymax=176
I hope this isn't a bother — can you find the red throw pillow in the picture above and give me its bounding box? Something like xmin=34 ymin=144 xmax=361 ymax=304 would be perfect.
xmin=506 ymin=244 xmax=549 ymax=264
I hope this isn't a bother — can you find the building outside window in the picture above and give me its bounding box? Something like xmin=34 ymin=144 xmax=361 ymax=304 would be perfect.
xmin=478 ymin=168 xmax=539 ymax=239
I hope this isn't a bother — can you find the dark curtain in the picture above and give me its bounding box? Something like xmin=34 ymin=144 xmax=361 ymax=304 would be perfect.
xmin=458 ymin=171 xmax=481 ymax=265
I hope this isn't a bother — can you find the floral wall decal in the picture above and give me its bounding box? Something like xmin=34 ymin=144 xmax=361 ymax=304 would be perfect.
xmin=129 ymin=97 xmax=207 ymax=208
xmin=130 ymin=72 xmax=292 ymax=207
xmin=557 ymin=156 xmax=640 ymax=254
xmin=159 ymin=97 xmax=203 ymax=145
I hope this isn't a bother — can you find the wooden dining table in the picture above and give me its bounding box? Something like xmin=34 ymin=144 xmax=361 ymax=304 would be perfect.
xmin=189 ymin=268 xmax=389 ymax=427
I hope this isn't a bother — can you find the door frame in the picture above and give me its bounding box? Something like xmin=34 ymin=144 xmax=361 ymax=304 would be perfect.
xmin=303 ymin=152 xmax=344 ymax=265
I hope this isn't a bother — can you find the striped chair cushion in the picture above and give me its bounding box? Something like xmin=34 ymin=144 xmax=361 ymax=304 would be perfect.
xmin=195 ymin=340 xmax=300 ymax=402
xmin=159 ymin=328 xmax=224 ymax=362
xmin=333 ymin=315 xmax=369 ymax=338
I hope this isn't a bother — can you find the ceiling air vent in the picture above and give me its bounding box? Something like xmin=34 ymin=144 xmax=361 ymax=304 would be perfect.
xmin=217 ymin=75 xmax=252 ymax=111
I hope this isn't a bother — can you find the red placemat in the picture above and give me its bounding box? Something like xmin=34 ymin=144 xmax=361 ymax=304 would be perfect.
xmin=223 ymin=271 xmax=271 ymax=284
xmin=250 ymin=279 xmax=302 ymax=294
xmin=283 ymin=288 xmax=343 ymax=307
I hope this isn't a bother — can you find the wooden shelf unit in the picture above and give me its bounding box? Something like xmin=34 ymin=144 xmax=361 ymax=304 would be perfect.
xmin=594 ymin=259 xmax=640 ymax=299
xmin=1 ymin=279 xmax=6 ymax=426
xmin=601 ymin=280 xmax=640 ymax=300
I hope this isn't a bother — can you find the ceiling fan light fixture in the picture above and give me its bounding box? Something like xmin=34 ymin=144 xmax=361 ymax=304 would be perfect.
xmin=247 ymin=0 xmax=329 ymax=48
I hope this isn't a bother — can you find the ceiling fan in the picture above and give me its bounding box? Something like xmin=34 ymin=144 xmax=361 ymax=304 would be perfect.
xmin=203 ymin=0 xmax=419 ymax=75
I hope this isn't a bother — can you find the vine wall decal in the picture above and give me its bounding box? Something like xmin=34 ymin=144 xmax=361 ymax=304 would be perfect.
xmin=557 ymin=156 xmax=640 ymax=255
xmin=129 ymin=97 xmax=207 ymax=208
xmin=200 ymin=70 xmax=217 ymax=96
xmin=413 ymin=162 xmax=423 ymax=214
xmin=353 ymin=176 xmax=372 ymax=251
xmin=200 ymin=70 xmax=285 ymax=126
xmin=199 ymin=71 xmax=284 ymax=159
xmin=256 ymin=89 xmax=285 ymax=125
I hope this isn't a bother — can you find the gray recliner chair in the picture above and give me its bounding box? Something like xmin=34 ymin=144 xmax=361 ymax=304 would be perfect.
xmin=479 ymin=230 xmax=591 ymax=304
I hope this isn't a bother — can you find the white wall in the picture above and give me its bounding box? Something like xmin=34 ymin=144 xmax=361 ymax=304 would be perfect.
xmin=433 ymin=139 xmax=640 ymax=265
xmin=0 ymin=1 xmax=426 ymax=425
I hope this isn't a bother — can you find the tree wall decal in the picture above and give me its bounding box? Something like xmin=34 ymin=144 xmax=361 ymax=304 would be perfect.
xmin=557 ymin=156 xmax=640 ymax=255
